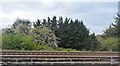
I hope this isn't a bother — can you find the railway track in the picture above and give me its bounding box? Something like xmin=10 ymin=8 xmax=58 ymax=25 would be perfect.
xmin=1 ymin=50 xmax=120 ymax=66
xmin=2 ymin=51 xmax=119 ymax=55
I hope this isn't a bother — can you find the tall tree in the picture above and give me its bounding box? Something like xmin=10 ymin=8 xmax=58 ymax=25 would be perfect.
xmin=103 ymin=13 xmax=120 ymax=51
xmin=57 ymin=18 xmax=90 ymax=50
xmin=51 ymin=16 xmax=57 ymax=31
xmin=42 ymin=19 xmax=47 ymax=26
xmin=33 ymin=19 xmax=41 ymax=28
xmin=104 ymin=13 xmax=120 ymax=37
xmin=89 ymin=33 xmax=99 ymax=51
xmin=113 ymin=13 xmax=120 ymax=37
xmin=47 ymin=17 xmax=51 ymax=27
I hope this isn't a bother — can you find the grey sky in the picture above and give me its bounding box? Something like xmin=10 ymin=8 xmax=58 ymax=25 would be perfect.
xmin=0 ymin=0 xmax=118 ymax=34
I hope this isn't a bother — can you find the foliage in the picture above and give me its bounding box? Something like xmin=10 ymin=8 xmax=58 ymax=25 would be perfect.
xmin=101 ymin=37 xmax=119 ymax=51
xmin=84 ymin=33 xmax=100 ymax=51
xmin=60 ymin=48 xmax=77 ymax=51
xmin=102 ymin=13 xmax=120 ymax=51
xmin=2 ymin=34 xmax=77 ymax=51
xmin=35 ymin=44 xmax=56 ymax=51
xmin=3 ymin=19 xmax=31 ymax=35
xmin=104 ymin=13 xmax=120 ymax=37
xmin=31 ymin=26 xmax=58 ymax=47
xmin=0 ymin=28 xmax=1 ymax=49
xmin=32 ymin=16 xmax=97 ymax=51
xmin=2 ymin=17 xmax=100 ymax=51
xmin=2 ymin=34 xmax=36 ymax=50
xmin=56 ymin=19 xmax=90 ymax=50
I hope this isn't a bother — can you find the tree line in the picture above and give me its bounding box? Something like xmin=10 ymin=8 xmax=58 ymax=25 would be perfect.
xmin=2 ymin=14 xmax=120 ymax=51
xmin=2 ymin=16 xmax=99 ymax=51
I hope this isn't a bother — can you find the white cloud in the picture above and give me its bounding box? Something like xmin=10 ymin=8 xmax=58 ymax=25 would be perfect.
xmin=0 ymin=2 xmax=117 ymax=34
xmin=65 ymin=3 xmax=117 ymax=34
xmin=0 ymin=8 xmax=66 ymax=28
xmin=0 ymin=10 xmax=45 ymax=28
xmin=40 ymin=0 xmax=56 ymax=6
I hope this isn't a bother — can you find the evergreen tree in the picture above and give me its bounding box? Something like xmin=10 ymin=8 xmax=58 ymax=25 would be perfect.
xmin=33 ymin=19 xmax=41 ymax=28
xmin=103 ymin=13 xmax=120 ymax=51
xmin=42 ymin=19 xmax=47 ymax=26
xmin=104 ymin=13 xmax=120 ymax=37
xmin=113 ymin=13 xmax=120 ymax=37
xmin=57 ymin=18 xmax=90 ymax=50
xmin=47 ymin=17 xmax=51 ymax=27
xmin=89 ymin=33 xmax=99 ymax=51
xmin=51 ymin=16 xmax=57 ymax=31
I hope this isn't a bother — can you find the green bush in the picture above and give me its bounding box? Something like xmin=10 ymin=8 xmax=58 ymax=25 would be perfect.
xmin=2 ymin=34 xmax=78 ymax=51
xmin=36 ymin=44 xmax=55 ymax=51
xmin=2 ymin=34 xmax=36 ymax=50
xmin=101 ymin=37 xmax=119 ymax=51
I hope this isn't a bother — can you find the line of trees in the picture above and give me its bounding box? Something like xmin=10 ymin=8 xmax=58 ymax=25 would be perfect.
xmin=2 ymin=13 xmax=120 ymax=51
xmin=2 ymin=16 xmax=99 ymax=51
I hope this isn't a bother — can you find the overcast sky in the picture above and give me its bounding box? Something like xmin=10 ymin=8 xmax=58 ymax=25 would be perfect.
xmin=0 ymin=0 xmax=119 ymax=34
